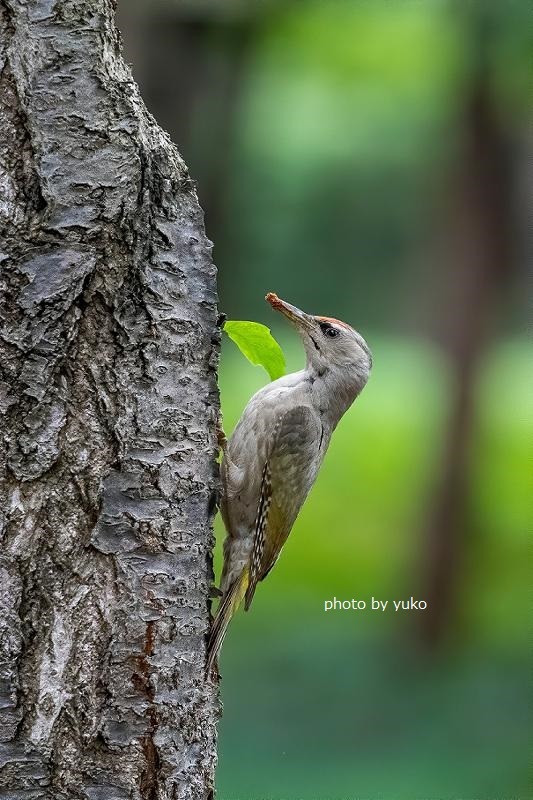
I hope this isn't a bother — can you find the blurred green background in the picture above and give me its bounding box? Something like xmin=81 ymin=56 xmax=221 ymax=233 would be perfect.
xmin=118 ymin=2 xmax=530 ymax=797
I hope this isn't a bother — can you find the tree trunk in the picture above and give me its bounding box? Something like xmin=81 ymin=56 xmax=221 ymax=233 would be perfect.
xmin=418 ymin=7 xmax=512 ymax=647
xmin=0 ymin=1 xmax=220 ymax=797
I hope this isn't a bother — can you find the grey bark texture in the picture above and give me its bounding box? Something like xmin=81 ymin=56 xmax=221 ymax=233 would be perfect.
xmin=0 ymin=1 xmax=220 ymax=798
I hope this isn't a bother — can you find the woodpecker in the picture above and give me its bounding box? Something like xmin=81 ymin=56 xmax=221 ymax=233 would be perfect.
xmin=207 ymin=293 xmax=372 ymax=674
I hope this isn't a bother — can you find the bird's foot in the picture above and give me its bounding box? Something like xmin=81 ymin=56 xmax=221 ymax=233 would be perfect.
xmin=216 ymin=412 xmax=227 ymax=454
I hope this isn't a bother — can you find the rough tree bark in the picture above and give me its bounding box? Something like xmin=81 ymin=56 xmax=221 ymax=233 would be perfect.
xmin=0 ymin=1 xmax=220 ymax=798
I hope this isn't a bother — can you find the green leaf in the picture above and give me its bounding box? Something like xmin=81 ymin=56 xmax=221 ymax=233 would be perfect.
xmin=224 ymin=320 xmax=286 ymax=381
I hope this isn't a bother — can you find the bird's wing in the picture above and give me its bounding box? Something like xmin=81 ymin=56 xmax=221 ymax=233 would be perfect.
xmin=218 ymin=453 xmax=245 ymax=540
xmin=244 ymin=405 xmax=322 ymax=609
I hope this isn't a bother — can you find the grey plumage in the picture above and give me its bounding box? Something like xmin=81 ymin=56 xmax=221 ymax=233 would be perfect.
xmin=207 ymin=293 xmax=372 ymax=674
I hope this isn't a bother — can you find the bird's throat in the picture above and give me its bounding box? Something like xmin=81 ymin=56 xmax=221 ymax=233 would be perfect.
xmin=308 ymin=366 xmax=364 ymax=429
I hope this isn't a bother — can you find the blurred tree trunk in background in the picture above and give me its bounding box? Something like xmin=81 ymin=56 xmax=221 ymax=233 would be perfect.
xmin=419 ymin=7 xmax=513 ymax=646
xmin=135 ymin=13 xmax=255 ymax=241
xmin=117 ymin=3 xmax=278 ymax=283
xmin=0 ymin=1 xmax=219 ymax=797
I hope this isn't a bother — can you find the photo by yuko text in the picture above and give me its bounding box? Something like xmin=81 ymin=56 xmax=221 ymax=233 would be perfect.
xmin=324 ymin=597 xmax=428 ymax=612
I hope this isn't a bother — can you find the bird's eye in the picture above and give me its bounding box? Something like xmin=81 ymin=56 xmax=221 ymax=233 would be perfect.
xmin=319 ymin=322 xmax=340 ymax=339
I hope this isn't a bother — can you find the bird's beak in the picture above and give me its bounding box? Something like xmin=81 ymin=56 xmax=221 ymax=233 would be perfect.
xmin=265 ymin=293 xmax=314 ymax=331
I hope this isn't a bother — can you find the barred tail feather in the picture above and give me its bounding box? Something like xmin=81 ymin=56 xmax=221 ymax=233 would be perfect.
xmin=206 ymin=568 xmax=249 ymax=676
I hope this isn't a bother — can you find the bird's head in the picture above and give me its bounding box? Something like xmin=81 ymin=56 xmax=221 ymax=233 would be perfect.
xmin=266 ymin=292 xmax=372 ymax=387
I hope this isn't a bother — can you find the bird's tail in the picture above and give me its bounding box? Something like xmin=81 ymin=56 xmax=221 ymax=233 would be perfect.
xmin=206 ymin=567 xmax=249 ymax=676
